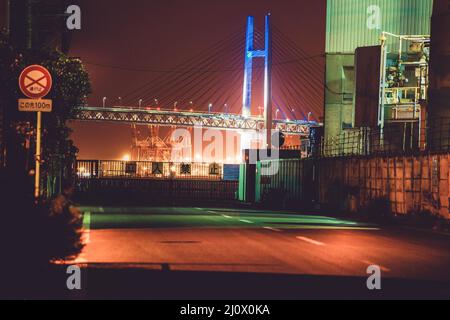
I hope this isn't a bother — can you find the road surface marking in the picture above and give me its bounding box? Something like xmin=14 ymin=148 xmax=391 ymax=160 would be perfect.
xmin=296 ymin=236 xmax=325 ymax=246
xmin=208 ymin=211 xmax=217 ymax=214
xmin=240 ymin=219 xmax=254 ymax=224
xmin=264 ymin=227 xmax=281 ymax=232
xmin=83 ymin=212 xmax=91 ymax=245
xmin=361 ymin=260 xmax=391 ymax=273
xmin=222 ymin=214 xmax=233 ymax=219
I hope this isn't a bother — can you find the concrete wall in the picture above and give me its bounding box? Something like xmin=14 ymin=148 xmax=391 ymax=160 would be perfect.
xmin=255 ymin=154 xmax=450 ymax=219
xmin=317 ymin=154 xmax=450 ymax=218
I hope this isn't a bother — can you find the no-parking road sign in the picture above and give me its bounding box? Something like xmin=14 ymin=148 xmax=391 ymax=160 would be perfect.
xmin=19 ymin=65 xmax=53 ymax=99
xmin=18 ymin=65 xmax=53 ymax=112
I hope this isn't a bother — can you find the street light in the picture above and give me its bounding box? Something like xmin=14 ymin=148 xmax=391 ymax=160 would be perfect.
xmin=307 ymin=112 xmax=312 ymax=122
xmin=208 ymin=103 xmax=213 ymax=113
xmin=154 ymin=98 xmax=159 ymax=107
xmin=275 ymin=109 xmax=280 ymax=119
xmin=174 ymin=101 xmax=178 ymax=112
xmin=224 ymin=103 xmax=229 ymax=114
xmin=103 ymin=97 xmax=107 ymax=108
xmin=118 ymin=97 xmax=122 ymax=105
xmin=139 ymin=99 xmax=143 ymax=108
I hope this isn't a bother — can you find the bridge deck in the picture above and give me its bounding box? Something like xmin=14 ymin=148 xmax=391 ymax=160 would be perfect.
xmin=74 ymin=107 xmax=316 ymax=135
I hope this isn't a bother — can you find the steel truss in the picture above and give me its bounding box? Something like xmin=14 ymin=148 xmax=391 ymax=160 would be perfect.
xmin=75 ymin=107 xmax=313 ymax=135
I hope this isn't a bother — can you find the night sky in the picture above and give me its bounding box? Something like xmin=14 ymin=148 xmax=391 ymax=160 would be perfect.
xmin=4 ymin=0 xmax=327 ymax=160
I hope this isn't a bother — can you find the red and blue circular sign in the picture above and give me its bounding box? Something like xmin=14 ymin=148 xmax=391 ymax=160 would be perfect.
xmin=19 ymin=65 xmax=53 ymax=99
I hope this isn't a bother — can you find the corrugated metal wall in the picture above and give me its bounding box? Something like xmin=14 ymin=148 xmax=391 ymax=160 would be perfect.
xmin=256 ymin=159 xmax=314 ymax=207
xmin=326 ymin=0 xmax=433 ymax=53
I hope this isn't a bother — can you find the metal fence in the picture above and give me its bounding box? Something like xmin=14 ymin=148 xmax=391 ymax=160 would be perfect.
xmin=76 ymin=178 xmax=239 ymax=205
xmin=76 ymin=160 xmax=227 ymax=181
xmin=75 ymin=160 xmax=240 ymax=204
xmin=318 ymin=118 xmax=450 ymax=158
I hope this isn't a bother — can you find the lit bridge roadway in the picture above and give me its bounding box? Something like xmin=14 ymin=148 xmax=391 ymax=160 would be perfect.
xmin=74 ymin=106 xmax=317 ymax=136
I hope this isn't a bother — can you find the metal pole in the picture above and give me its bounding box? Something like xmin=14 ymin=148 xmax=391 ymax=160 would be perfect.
xmin=264 ymin=14 xmax=273 ymax=149
xmin=34 ymin=111 xmax=42 ymax=199
xmin=379 ymin=32 xmax=388 ymax=148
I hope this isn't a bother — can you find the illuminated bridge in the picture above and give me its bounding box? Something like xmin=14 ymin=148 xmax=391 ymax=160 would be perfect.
xmin=76 ymin=106 xmax=315 ymax=135
xmin=73 ymin=14 xmax=324 ymax=151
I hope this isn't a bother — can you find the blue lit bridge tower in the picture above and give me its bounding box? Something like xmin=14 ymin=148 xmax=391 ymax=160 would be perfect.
xmin=242 ymin=14 xmax=273 ymax=148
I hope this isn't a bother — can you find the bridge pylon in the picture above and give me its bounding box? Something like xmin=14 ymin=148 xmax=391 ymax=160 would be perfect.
xmin=241 ymin=14 xmax=273 ymax=149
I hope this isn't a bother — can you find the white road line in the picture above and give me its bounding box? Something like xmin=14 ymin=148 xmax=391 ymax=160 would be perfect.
xmin=296 ymin=236 xmax=325 ymax=246
xmin=208 ymin=211 xmax=217 ymax=214
xmin=240 ymin=219 xmax=254 ymax=224
xmin=361 ymin=260 xmax=391 ymax=273
xmin=83 ymin=212 xmax=91 ymax=245
xmin=264 ymin=227 xmax=281 ymax=232
xmin=222 ymin=215 xmax=233 ymax=219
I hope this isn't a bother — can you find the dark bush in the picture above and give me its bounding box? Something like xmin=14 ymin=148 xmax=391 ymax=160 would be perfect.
xmin=361 ymin=197 xmax=394 ymax=224
xmin=0 ymin=172 xmax=84 ymax=298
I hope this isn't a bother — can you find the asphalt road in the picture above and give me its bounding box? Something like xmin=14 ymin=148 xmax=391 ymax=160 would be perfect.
xmin=68 ymin=207 xmax=450 ymax=299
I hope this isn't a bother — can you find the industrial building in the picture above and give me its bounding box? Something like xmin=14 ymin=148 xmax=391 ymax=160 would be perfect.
xmin=429 ymin=0 xmax=450 ymax=151
xmin=324 ymin=0 xmax=433 ymax=147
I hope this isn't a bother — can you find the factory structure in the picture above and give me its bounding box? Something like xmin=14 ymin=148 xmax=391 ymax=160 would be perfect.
xmin=323 ymin=0 xmax=441 ymax=155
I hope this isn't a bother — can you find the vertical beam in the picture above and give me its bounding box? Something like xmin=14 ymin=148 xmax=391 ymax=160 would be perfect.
xmin=264 ymin=14 xmax=273 ymax=148
xmin=241 ymin=14 xmax=273 ymax=148
xmin=242 ymin=16 xmax=254 ymax=118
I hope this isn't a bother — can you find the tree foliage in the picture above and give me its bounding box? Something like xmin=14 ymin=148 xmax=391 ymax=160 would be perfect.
xmin=0 ymin=30 xmax=91 ymax=190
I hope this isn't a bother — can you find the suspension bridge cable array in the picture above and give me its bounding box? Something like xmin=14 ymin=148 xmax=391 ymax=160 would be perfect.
xmin=88 ymin=23 xmax=325 ymax=120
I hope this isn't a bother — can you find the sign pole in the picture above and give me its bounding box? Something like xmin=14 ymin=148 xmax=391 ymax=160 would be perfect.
xmin=18 ymin=65 xmax=53 ymax=199
xmin=35 ymin=111 xmax=42 ymax=199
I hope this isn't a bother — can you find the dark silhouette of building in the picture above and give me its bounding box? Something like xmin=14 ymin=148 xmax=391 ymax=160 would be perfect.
xmin=1 ymin=0 xmax=73 ymax=168
xmin=8 ymin=0 xmax=72 ymax=53
xmin=429 ymin=0 xmax=450 ymax=151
